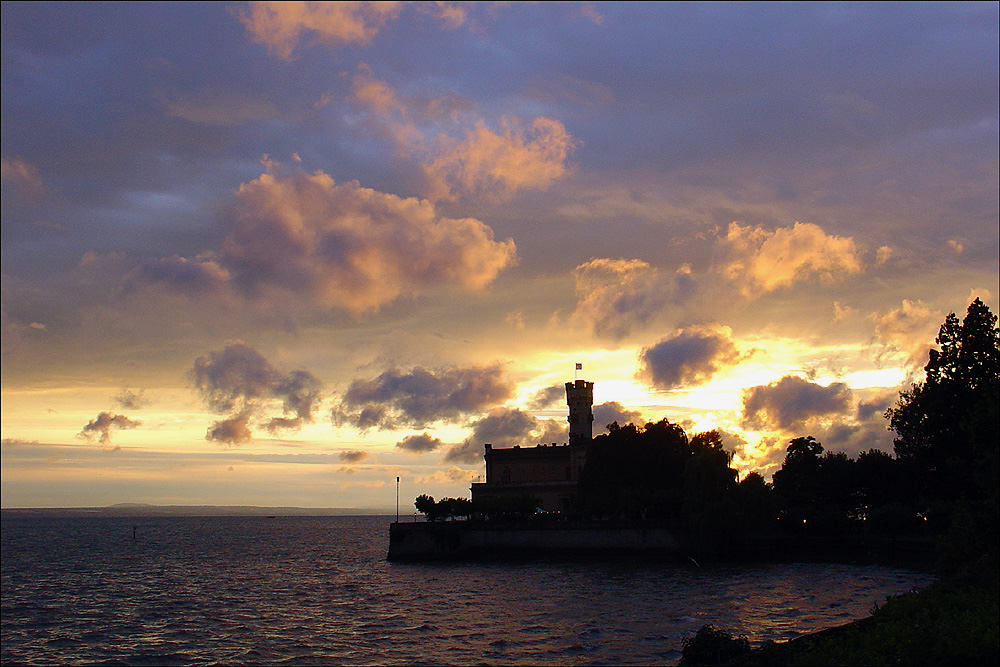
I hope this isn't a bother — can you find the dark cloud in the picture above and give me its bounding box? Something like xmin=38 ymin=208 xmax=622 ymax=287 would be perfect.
xmin=191 ymin=342 xmax=283 ymax=413
xmin=338 ymin=449 xmax=370 ymax=463
xmin=124 ymin=256 xmax=230 ymax=296
xmin=206 ymin=411 xmax=253 ymax=446
xmin=113 ymin=388 xmax=150 ymax=410
xmin=273 ymin=370 xmax=324 ymax=423
xmin=742 ymin=375 xmax=853 ymax=432
xmin=527 ymin=384 xmax=564 ymax=409
xmin=78 ymin=411 xmax=140 ymax=446
xmin=190 ymin=342 xmax=323 ymax=444
xmin=332 ymin=364 xmax=513 ymax=430
xmin=263 ymin=416 xmax=305 ymax=433
xmin=444 ymin=408 xmax=565 ymax=463
xmin=812 ymin=419 xmax=894 ymax=459
xmin=592 ymin=401 xmax=643 ymax=433
xmin=638 ymin=327 xmax=744 ymax=389
xmin=396 ymin=432 xmax=443 ymax=453
xmin=803 ymin=387 xmax=899 ymax=457
xmin=856 ymin=389 xmax=898 ymax=422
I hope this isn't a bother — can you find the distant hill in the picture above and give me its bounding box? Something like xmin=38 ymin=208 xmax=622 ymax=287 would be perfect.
xmin=1 ymin=505 xmax=394 ymax=517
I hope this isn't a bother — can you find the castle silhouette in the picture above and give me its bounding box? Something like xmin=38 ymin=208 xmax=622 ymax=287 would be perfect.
xmin=471 ymin=378 xmax=594 ymax=513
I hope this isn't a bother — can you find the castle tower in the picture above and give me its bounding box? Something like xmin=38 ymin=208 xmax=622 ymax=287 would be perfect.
xmin=565 ymin=379 xmax=594 ymax=446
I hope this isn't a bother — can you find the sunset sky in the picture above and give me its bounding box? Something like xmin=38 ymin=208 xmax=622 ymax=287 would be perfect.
xmin=2 ymin=1 xmax=997 ymax=510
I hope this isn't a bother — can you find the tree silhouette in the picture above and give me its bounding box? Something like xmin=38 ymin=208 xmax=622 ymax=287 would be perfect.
xmin=886 ymin=298 xmax=999 ymax=512
xmin=886 ymin=298 xmax=998 ymax=567
xmin=578 ymin=418 xmax=701 ymax=521
xmin=414 ymin=494 xmax=440 ymax=520
xmin=772 ymin=436 xmax=824 ymax=526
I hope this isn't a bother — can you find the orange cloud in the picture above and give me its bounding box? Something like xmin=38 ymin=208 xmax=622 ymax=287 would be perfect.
xmin=569 ymin=258 xmax=689 ymax=339
xmin=351 ymin=70 xmax=576 ymax=201
xmin=1 ymin=157 xmax=43 ymax=198
xmin=715 ymin=221 xmax=862 ymax=296
xmin=218 ymin=165 xmax=516 ymax=312
xmin=423 ymin=117 xmax=576 ymax=201
xmin=569 ymin=222 xmax=863 ymax=339
xmin=133 ymin=163 xmax=516 ymax=314
xmin=414 ymin=465 xmax=478 ymax=484
xmin=239 ymin=1 xmax=402 ymax=59
xmin=871 ymin=299 xmax=943 ymax=367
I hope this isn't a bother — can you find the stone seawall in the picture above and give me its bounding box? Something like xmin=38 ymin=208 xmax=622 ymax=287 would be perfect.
xmin=387 ymin=521 xmax=688 ymax=561
xmin=387 ymin=521 xmax=937 ymax=567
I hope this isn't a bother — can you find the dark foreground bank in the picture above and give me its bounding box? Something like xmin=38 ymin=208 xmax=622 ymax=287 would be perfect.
xmin=679 ymin=554 xmax=999 ymax=666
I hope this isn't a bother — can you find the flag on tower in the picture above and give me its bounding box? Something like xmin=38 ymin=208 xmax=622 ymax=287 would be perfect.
xmin=575 ymin=363 xmax=583 ymax=370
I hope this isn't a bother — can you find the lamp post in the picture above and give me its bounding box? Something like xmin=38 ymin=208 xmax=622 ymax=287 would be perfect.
xmin=395 ymin=476 xmax=399 ymax=523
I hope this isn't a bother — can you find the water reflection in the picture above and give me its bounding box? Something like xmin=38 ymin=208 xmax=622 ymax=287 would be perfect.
xmin=2 ymin=514 xmax=932 ymax=665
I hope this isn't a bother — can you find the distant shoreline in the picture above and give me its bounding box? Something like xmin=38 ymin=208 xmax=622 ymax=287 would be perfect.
xmin=0 ymin=505 xmax=394 ymax=517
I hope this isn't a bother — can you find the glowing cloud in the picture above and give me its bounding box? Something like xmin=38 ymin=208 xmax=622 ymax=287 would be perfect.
xmin=422 ymin=117 xmax=576 ymax=201
xmin=217 ymin=166 xmax=516 ymax=313
xmin=351 ymin=70 xmax=576 ymax=201
xmin=871 ymin=299 xmax=943 ymax=367
xmin=570 ymin=258 xmax=682 ymax=339
xmin=415 ymin=465 xmax=479 ymax=485
xmin=715 ymin=221 xmax=862 ymax=297
xmin=571 ymin=222 xmax=863 ymax=339
xmin=1 ymin=157 xmax=43 ymax=197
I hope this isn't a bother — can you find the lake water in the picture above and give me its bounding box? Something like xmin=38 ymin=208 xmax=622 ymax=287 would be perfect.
xmin=1 ymin=514 xmax=933 ymax=665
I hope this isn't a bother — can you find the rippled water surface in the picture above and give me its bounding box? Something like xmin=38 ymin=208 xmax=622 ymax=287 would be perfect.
xmin=2 ymin=514 xmax=933 ymax=665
